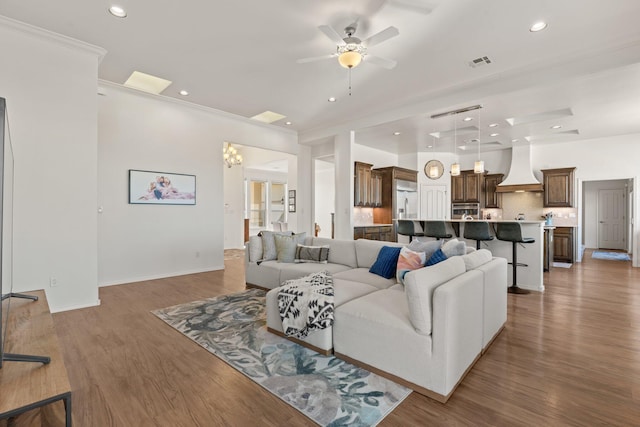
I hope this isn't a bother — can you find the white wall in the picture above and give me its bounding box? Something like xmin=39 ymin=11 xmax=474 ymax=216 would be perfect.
xmin=223 ymin=163 xmax=244 ymax=249
xmin=0 ymin=18 xmax=104 ymax=312
xmin=353 ymin=143 xmax=399 ymax=168
xmin=97 ymin=84 xmax=298 ymax=285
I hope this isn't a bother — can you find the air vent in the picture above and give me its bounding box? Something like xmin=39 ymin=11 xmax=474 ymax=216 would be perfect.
xmin=468 ymin=56 xmax=492 ymax=68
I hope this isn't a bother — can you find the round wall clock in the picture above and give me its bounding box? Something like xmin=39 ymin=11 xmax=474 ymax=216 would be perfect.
xmin=424 ymin=160 xmax=444 ymax=179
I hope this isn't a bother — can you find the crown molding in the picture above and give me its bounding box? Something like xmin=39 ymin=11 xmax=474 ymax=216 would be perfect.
xmin=0 ymin=14 xmax=107 ymax=62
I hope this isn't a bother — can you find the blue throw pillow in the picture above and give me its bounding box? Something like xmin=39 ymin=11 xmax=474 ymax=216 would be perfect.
xmin=369 ymin=246 xmax=402 ymax=279
xmin=425 ymin=248 xmax=448 ymax=266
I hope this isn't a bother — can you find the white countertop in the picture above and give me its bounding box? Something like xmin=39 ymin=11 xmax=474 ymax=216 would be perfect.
xmin=395 ymin=219 xmax=545 ymax=224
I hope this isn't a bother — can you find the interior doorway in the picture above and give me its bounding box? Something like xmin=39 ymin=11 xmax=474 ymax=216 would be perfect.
xmin=420 ymin=184 xmax=447 ymax=219
xmin=597 ymin=188 xmax=626 ymax=250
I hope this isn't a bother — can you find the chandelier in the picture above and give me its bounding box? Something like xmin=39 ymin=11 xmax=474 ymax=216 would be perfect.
xmin=223 ymin=142 xmax=242 ymax=168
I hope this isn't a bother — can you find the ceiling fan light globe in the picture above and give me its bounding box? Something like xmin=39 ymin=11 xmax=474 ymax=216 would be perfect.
xmin=339 ymin=51 xmax=362 ymax=69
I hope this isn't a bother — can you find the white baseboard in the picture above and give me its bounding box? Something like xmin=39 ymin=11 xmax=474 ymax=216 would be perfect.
xmin=50 ymin=299 xmax=101 ymax=314
xmin=98 ymin=265 xmax=225 ymax=287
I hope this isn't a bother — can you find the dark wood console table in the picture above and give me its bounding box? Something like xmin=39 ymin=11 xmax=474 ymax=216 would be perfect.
xmin=0 ymin=291 xmax=72 ymax=426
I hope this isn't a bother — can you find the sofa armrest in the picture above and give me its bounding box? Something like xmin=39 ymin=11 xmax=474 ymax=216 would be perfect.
xmin=431 ymin=270 xmax=483 ymax=396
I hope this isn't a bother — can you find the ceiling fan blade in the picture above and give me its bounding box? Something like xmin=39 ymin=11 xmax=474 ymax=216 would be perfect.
xmin=389 ymin=0 xmax=434 ymax=15
xmin=365 ymin=55 xmax=397 ymax=70
xmin=363 ymin=26 xmax=399 ymax=47
xmin=318 ymin=25 xmax=345 ymax=45
xmin=296 ymin=54 xmax=336 ymax=64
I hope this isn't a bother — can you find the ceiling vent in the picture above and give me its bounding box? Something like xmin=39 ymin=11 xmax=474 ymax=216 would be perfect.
xmin=468 ymin=56 xmax=492 ymax=68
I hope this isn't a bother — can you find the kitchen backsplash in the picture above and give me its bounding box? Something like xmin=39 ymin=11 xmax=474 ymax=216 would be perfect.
xmin=354 ymin=207 xmax=374 ymax=226
xmin=501 ymin=192 xmax=545 ymax=221
xmin=543 ymin=207 xmax=578 ymax=226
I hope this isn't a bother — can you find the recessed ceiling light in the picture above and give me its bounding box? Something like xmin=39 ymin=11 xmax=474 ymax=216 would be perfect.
xmin=328 ymin=97 xmax=337 ymax=102
xmin=179 ymin=90 xmax=189 ymax=96
xmin=251 ymin=111 xmax=287 ymax=124
xmin=463 ymin=117 xmax=473 ymax=122
xmin=511 ymin=139 xmax=519 ymax=143
xmin=530 ymin=21 xmax=548 ymax=32
xmin=427 ymin=145 xmax=433 ymax=148
xmin=488 ymin=123 xmax=498 ymax=128
xmin=108 ymin=5 xmax=127 ymax=18
xmin=490 ymin=133 xmax=499 ymax=137
xmin=393 ymin=131 xmax=401 ymax=136
xmin=285 ymin=121 xmax=292 ymax=125
xmin=551 ymin=125 xmax=562 ymax=129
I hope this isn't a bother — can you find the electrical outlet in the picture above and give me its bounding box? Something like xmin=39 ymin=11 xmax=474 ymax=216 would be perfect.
xmin=50 ymin=276 xmax=58 ymax=287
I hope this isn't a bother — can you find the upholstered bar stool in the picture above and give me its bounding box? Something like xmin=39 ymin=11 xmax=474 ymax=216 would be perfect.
xmin=496 ymin=222 xmax=534 ymax=294
xmin=424 ymin=221 xmax=452 ymax=240
xmin=463 ymin=221 xmax=494 ymax=250
xmin=396 ymin=220 xmax=424 ymax=242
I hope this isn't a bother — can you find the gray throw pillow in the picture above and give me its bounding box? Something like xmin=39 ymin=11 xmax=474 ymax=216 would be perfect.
xmin=274 ymin=233 xmax=307 ymax=263
xmin=248 ymin=235 xmax=263 ymax=262
xmin=260 ymin=230 xmax=294 ymax=261
xmin=295 ymin=244 xmax=330 ymax=263
xmin=441 ymin=238 xmax=467 ymax=258
xmin=407 ymin=239 xmax=442 ymax=262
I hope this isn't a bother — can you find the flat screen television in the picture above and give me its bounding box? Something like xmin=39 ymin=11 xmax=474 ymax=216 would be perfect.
xmin=0 ymin=97 xmax=49 ymax=367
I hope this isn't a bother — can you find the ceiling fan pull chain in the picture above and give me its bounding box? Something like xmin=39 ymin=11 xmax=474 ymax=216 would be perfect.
xmin=348 ymin=67 xmax=352 ymax=96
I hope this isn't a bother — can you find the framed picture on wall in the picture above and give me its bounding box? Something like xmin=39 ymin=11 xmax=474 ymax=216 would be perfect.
xmin=288 ymin=190 xmax=296 ymax=213
xmin=129 ymin=169 xmax=196 ymax=205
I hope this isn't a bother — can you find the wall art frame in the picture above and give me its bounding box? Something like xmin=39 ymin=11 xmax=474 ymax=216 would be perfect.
xmin=129 ymin=169 xmax=196 ymax=205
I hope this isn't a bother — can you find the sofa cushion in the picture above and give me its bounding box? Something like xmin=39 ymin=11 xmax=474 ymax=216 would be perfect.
xmin=355 ymin=239 xmax=404 ymax=269
xmin=407 ymin=239 xmax=442 ymax=261
xmin=333 ymin=279 xmax=380 ymax=306
xmin=425 ymin=248 xmax=448 ymax=266
xmin=396 ymin=247 xmax=427 ymax=285
xmin=403 ymin=256 xmax=466 ymax=335
xmin=295 ymin=244 xmax=330 ymax=263
xmin=461 ymin=248 xmax=493 ymax=271
xmin=260 ymin=230 xmax=294 ymax=261
xmin=334 ymin=268 xmax=397 ymax=290
xmin=311 ymin=237 xmax=358 ymax=268
xmin=279 ymin=262 xmax=351 ymax=284
xmin=248 ymin=235 xmax=263 ymax=262
xmin=245 ymin=260 xmax=287 ymax=289
xmin=274 ymin=233 xmax=307 ymax=263
xmin=369 ymin=246 xmax=402 ymax=279
xmin=442 ymin=238 xmax=467 ymax=258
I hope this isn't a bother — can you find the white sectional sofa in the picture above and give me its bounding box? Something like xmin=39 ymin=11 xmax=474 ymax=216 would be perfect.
xmin=245 ymin=236 xmax=507 ymax=402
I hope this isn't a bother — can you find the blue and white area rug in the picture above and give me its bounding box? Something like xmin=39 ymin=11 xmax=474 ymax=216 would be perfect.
xmin=152 ymin=289 xmax=411 ymax=426
xmin=592 ymin=251 xmax=631 ymax=261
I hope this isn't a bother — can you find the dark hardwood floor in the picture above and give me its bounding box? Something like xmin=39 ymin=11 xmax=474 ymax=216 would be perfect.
xmin=9 ymin=249 xmax=640 ymax=426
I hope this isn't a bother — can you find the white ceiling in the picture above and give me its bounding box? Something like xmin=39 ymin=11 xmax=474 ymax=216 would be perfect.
xmin=2 ymin=0 xmax=640 ymax=155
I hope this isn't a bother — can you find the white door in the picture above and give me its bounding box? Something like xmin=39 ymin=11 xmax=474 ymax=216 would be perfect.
xmin=420 ymin=184 xmax=447 ymax=219
xmin=598 ymin=188 xmax=626 ymax=249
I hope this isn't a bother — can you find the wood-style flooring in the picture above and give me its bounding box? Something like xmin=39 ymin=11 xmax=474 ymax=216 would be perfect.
xmin=8 ymin=249 xmax=640 ymax=426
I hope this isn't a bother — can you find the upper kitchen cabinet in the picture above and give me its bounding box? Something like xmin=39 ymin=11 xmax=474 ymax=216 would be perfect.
xmin=354 ymin=161 xmax=373 ymax=207
xmin=372 ymin=166 xmax=418 ymax=225
xmin=484 ymin=173 xmax=504 ymax=208
xmin=451 ymin=170 xmax=483 ymax=203
xmin=542 ymin=167 xmax=576 ymax=207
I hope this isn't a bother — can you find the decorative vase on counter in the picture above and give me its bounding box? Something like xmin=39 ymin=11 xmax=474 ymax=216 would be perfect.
xmin=545 ymin=217 xmax=553 ymax=226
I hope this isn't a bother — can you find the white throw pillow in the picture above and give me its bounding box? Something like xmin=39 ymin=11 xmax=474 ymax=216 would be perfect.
xmin=248 ymin=235 xmax=263 ymax=262
xmin=260 ymin=230 xmax=294 ymax=261
xmin=461 ymin=249 xmax=493 ymax=271
xmin=404 ymin=256 xmax=466 ymax=336
xmin=274 ymin=233 xmax=307 ymax=263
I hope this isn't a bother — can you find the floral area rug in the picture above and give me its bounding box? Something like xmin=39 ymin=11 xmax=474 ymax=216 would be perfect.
xmin=152 ymin=288 xmax=411 ymax=426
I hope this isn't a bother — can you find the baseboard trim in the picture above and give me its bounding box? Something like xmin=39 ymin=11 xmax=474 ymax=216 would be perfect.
xmin=99 ymin=265 xmax=225 ymax=287
xmin=334 ymin=351 xmax=482 ymax=404
xmin=266 ymin=327 xmax=333 ymax=356
xmin=50 ymin=299 xmax=101 ymax=314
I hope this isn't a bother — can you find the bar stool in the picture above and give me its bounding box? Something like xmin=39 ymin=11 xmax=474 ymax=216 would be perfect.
xmin=423 ymin=221 xmax=452 ymax=240
xmin=463 ymin=221 xmax=494 ymax=250
xmin=396 ymin=220 xmax=424 ymax=242
xmin=496 ymin=222 xmax=534 ymax=294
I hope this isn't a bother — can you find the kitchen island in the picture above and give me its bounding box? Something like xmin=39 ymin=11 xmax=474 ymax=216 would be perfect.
xmin=397 ymin=219 xmax=545 ymax=292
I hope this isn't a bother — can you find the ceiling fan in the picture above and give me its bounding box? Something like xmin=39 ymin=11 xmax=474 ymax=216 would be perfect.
xmin=297 ymin=23 xmax=399 ymax=70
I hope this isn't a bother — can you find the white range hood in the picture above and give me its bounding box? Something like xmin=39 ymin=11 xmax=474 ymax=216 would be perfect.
xmin=495 ymin=143 xmax=543 ymax=193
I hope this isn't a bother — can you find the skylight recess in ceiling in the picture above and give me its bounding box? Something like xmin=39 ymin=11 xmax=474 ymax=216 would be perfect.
xmin=124 ymin=71 xmax=172 ymax=94
xmin=251 ymin=111 xmax=287 ymax=124
xmin=506 ymin=108 xmax=573 ymax=126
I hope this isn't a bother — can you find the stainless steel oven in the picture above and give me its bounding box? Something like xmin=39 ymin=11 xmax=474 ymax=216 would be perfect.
xmin=451 ymin=203 xmax=480 ymax=219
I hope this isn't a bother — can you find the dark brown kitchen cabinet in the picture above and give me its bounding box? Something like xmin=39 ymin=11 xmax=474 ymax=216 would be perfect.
xmin=553 ymin=226 xmax=574 ymax=263
xmin=484 ymin=174 xmax=504 ymax=208
xmin=354 ymin=225 xmax=394 ymax=242
xmin=451 ymin=170 xmax=483 ymax=203
xmin=542 ymin=167 xmax=576 ymax=207
xmin=370 ymin=170 xmax=383 ymax=207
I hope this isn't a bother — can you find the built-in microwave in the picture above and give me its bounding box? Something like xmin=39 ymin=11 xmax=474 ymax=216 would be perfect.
xmin=451 ymin=203 xmax=480 ymax=219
